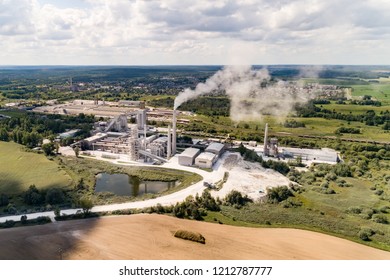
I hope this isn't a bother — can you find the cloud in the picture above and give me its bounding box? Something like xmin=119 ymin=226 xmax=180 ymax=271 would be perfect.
xmin=0 ymin=0 xmax=390 ymax=64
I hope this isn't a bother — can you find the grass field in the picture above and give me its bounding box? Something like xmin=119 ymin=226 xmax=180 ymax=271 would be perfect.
xmin=205 ymin=177 xmax=390 ymax=251
xmin=0 ymin=141 xmax=73 ymax=194
xmin=351 ymin=84 xmax=390 ymax=104
xmin=182 ymin=114 xmax=390 ymax=142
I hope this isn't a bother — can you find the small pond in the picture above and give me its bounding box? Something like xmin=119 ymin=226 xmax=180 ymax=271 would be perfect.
xmin=95 ymin=173 xmax=176 ymax=197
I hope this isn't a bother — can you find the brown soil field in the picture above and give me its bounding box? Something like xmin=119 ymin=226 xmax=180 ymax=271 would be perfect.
xmin=0 ymin=214 xmax=389 ymax=260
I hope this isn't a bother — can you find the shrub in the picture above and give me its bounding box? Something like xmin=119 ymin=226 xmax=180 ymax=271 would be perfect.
xmin=374 ymin=190 xmax=384 ymax=196
xmin=266 ymin=186 xmax=293 ymax=203
xmin=358 ymin=228 xmax=375 ymax=241
xmin=2 ymin=220 xmax=15 ymax=228
xmin=174 ymin=230 xmax=206 ymax=244
xmin=380 ymin=206 xmax=390 ymax=213
xmin=45 ymin=188 xmax=65 ymax=204
xmin=224 ymin=190 xmax=252 ymax=207
xmin=20 ymin=215 xmax=28 ymax=224
xmin=23 ymin=185 xmax=44 ymax=205
xmin=360 ymin=209 xmax=374 ymax=220
xmin=372 ymin=214 xmax=388 ymax=224
xmin=346 ymin=206 xmax=362 ymax=214
xmin=0 ymin=193 xmax=9 ymax=207
xmin=325 ymin=172 xmax=338 ymax=181
xmin=281 ymin=197 xmax=303 ymax=208
xmin=6 ymin=203 xmax=17 ymax=215
xmin=36 ymin=216 xmax=51 ymax=224
xmin=54 ymin=207 xmax=61 ymax=217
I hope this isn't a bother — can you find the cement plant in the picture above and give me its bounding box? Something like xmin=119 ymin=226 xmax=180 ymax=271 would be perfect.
xmin=1 ymin=65 xmax=390 ymax=260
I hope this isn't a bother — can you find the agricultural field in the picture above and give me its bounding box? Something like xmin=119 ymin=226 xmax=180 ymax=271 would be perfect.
xmin=0 ymin=141 xmax=73 ymax=194
xmin=351 ymin=84 xmax=390 ymax=104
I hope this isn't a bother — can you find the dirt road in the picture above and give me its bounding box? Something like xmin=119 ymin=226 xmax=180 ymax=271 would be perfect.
xmin=0 ymin=214 xmax=389 ymax=260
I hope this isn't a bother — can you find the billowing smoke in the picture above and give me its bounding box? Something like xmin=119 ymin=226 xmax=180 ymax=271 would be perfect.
xmin=174 ymin=65 xmax=315 ymax=122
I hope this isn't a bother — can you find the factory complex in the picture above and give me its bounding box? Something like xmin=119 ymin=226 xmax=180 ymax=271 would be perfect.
xmin=34 ymin=99 xmax=339 ymax=168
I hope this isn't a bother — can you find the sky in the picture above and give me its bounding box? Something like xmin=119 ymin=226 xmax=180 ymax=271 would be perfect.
xmin=0 ymin=0 xmax=390 ymax=65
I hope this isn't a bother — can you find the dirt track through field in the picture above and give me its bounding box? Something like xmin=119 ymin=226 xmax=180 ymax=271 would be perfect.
xmin=0 ymin=214 xmax=389 ymax=260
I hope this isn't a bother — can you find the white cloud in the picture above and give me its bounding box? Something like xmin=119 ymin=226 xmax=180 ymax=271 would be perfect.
xmin=0 ymin=0 xmax=390 ymax=64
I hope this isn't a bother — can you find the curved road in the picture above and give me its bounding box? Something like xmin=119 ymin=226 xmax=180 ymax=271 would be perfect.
xmin=0 ymin=155 xmax=227 ymax=223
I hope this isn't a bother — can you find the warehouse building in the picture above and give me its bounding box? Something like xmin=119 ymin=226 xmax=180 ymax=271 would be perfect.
xmin=195 ymin=152 xmax=217 ymax=169
xmin=178 ymin=148 xmax=201 ymax=166
xmin=205 ymin=142 xmax=225 ymax=156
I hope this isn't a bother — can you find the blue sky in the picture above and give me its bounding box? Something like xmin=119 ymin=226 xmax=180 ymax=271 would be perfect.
xmin=0 ymin=0 xmax=390 ymax=65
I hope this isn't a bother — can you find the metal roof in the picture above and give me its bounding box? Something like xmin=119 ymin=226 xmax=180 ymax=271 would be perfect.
xmin=179 ymin=148 xmax=200 ymax=158
xmin=206 ymin=142 xmax=225 ymax=152
xmin=196 ymin=152 xmax=216 ymax=162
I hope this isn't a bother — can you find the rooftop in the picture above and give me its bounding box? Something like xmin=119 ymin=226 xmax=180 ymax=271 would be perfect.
xmin=206 ymin=142 xmax=225 ymax=152
xmin=196 ymin=152 xmax=216 ymax=162
xmin=179 ymin=148 xmax=201 ymax=158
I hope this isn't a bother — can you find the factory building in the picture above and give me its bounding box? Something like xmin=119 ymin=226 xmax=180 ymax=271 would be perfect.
xmin=205 ymin=142 xmax=225 ymax=156
xmin=282 ymin=148 xmax=339 ymax=163
xmin=195 ymin=152 xmax=217 ymax=169
xmin=118 ymin=100 xmax=145 ymax=109
xmin=178 ymin=148 xmax=201 ymax=166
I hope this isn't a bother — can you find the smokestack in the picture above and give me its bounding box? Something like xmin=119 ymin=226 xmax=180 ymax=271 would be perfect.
xmin=172 ymin=110 xmax=177 ymax=155
xmin=167 ymin=125 xmax=171 ymax=159
xmin=263 ymin=123 xmax=269 ymax=156
xmin=144 ymin=124 xmax=147 ymax=150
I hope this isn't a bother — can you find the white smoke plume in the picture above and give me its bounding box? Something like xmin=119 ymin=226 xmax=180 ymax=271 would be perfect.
xmin=174 ymin=65 xmax=316 ymax=122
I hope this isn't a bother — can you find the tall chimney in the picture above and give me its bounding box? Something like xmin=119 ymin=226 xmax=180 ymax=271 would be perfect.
xmin=172 ymin=110 xmax=177 ymax=155
xmin=144 ymin=124 xmax=147 ymax=150
xmin=167 ymin=125 xmax=171 ymax=159
xmin=263 ymin=123 xmax=269 ymax=156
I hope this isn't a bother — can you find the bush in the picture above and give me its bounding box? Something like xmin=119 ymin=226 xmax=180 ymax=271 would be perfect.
xmin=346 ymin=206 xmax=362 ymax=214
xmin=6 ymin=203 xmax=17 ymax=214
xmin=358 ymin=228 xmax=375 ymax=241
xmin=174 ymin=229 xmax=206 ymax=244
xmin=224 ymin=190 xmax=252 ymax=207
xmin=2 ymin=220 xmax=15 ymax=228
xmin=372 ymin=214 xmax=388 ymax=224
xmin=281 ymin=197 xmax=303 ymax=208
xmin=266 ymin=186 xmax=293 ymax=203
xmin=360 ymin=209 xmax=374 ymax=220
xmin=36 ymin=216 xmax=51 ymax=224
xmin=45 ymin=188 xmax=65 ymax=204
xmin=374 ymin=189 xmax=384 ymax=196
xmin=0 ymin=193 xmax=9 ymax=207
xmin=380 ymin=206 xmax=390 ymax=213
xmin=20 ymin=215 xmax=28 ymax=224
xmin=23 ymin=185 xmax=44 ymax=205
xmin=325 ymin=172 xmax=338 ymax=181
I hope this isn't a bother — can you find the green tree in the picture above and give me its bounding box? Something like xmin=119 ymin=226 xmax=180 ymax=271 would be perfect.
xmin=266 ymin=186 xmax=293 ymax=203
xmin=45 ymin=188 xmax=65 ymax=205
xmin=42 ymin=142 xmax=55 ymax=156
xmin=224 ymin=190 xmax=252 ymax=207
xmin=23 ymin=185 xmax=44 ymax=205
xmin=0 ymin=193 xmax=9 ymax=207
xmin=0 ymin=128 xmax=9 ymax=141
xmin=78 ymin=197 xmax=93 ymax=216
